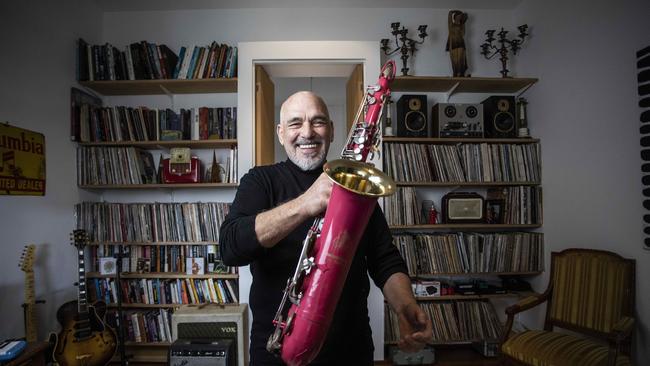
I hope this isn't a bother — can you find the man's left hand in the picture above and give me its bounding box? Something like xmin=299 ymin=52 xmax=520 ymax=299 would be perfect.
xmin=396 ymin=302 xmax=433 ymax=353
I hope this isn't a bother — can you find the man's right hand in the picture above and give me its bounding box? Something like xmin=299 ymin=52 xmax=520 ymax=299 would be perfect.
xmin=298 ymin=173 xmax=334 ymax=217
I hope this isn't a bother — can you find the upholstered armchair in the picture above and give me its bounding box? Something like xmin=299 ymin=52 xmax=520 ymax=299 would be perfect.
xmin=499 ymin=248 xmax=635 ymax=366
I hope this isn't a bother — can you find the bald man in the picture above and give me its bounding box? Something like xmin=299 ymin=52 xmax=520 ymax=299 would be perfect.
xmin=220 ymin=91 xmax=432 ymax=365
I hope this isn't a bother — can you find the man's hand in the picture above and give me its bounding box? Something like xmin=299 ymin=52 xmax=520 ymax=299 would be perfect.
xmin=298 ymin=173 xmax=333 ymax=217
xmin=396 ymin=302 xmax=433 ymax=353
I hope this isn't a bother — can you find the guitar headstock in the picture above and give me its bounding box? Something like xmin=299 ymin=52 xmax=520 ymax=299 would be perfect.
xmin=19 ymin=244 xmax=36 ymax=273
xmin=70 ymin=229 xmax=90 ymax=251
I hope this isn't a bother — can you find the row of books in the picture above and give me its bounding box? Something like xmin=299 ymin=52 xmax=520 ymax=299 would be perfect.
xmin=383 ymin=186 xmax=542 ymax=226
xmin=107 ymin=309 xmax=172 ymax=343
xmin=383 ymin=143 xmax=541 ymax=183
xmin=77 ymin=39 xmax=237 ymax=81
xmin=72 ymin=105 xmax=237 ymax=143
xmin=393 ymin=232 xmax=544 ymax=275
xmin=488 ymin=187 xmax=542 ymax=225
xmin=77 ymin=147 xmax=156 ymax=185
xmin=90 ymin=244 xmax=236 ymax=274
xmin=75 ymin=202 xmax=231 ymax=242
xmin=383 ymin=187 xmax=420 ymax=226
xmin=385 ymin=301 xmax=502 ymax=343
xmin=76 ymin=146 xmax=238 ymax=185
xmin=90 ymin=277 xmax=239 ymax=306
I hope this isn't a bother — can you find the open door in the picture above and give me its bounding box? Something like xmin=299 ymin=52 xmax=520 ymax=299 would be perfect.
xmin=255 ymin=65 xmax=275 ymax=166
xmin=345 ymin=64 xmax=364 ymax=131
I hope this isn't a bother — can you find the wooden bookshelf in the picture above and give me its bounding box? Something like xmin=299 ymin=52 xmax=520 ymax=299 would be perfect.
xmin=87 ymin=272 xmax=238 ymax=279
xmin=391 ymin=76 xmax=537 ymax=95
xmin=413 ymin=271 xmax=542 ymax=277
xmin=79 ymin=183 xmax=238 ymax=189
xmin=79 ymin=139 xmax=237 ymax=149
xmin=79 ymin=78 xmax=237 ymax=95
xmin=87 ymin=241 xmax=219 ymax=246
xmin=414 ymin=293 xmax=525 ymax=301
xmin=395 ymin=181 xmax=540 ymax=187
xmin=389 ymin=224 xmax=542 ymax=230
xmin=383 ymin=137 xmax=540 ymax=144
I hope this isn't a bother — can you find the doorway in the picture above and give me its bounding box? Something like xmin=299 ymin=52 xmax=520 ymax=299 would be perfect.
xmin=254 ymin=62 xmax=363 ymax=166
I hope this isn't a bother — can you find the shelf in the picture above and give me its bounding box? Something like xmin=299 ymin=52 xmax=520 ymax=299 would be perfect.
xmin=107 ymin=303 xmax=239 ymax=308
xmin=79 ymin=139 xmax=237 ymax=149
xmin=414 ymin=292 xmax=525 ymax=301
xmin=395 ymin=181 xmax=540 ymax=187
xmin=124 ymin=342 xmax=172 ymax=347
xmin=79 ymin=78 xmax=237 ymax=95
xmin=389 ymin=224 xmax=542 ymax=230
xmin=413 ymin=271 xmax=542 ymax=277
xmin=391 ymin=76 xmax=537 ymax=94
xmin=79 ymin=183 xmax=238 ymax=189
xmin=87 ymin=272 xmax=238 ymax=279
xmin=383 ymin=137 xmax=539 ymax=144
xmin=87 ymin=241 xmax=218 ymax=246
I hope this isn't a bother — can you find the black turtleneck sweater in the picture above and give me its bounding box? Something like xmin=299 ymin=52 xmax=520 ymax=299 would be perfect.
xmin=219 ymin=159 xmax=407 ymax=366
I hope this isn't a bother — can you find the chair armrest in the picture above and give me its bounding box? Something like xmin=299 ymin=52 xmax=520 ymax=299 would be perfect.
xmin=505 ymin=293 xmax=548 ymax=316
xmin=609 ymin=316 xmax=634 ymax=343
xmin=499 ymin=293 xmax=548 ymax=347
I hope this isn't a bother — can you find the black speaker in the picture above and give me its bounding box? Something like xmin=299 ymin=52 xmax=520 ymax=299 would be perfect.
xmin=396 ymin=94 xmax=429 ymax=137
xmin=481 ymin=96 xmax=517 ymax=138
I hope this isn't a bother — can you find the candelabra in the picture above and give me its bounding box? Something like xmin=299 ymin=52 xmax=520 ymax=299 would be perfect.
xmin=480 ymin=24 xmax=529 ymax=77
xmin=381 ymin=22 xmax=428 ymax=76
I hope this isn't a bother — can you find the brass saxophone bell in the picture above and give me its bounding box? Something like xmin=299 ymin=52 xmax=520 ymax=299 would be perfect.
xmin=323 ymin=159 xmax=395 ymax=197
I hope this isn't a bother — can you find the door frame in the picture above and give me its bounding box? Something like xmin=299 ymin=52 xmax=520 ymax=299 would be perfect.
xmin=236 ymin=41 xmax=384 ymax=359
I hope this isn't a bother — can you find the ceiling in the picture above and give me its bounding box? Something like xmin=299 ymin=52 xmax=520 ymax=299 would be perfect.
xmin=96 ymin=0 xmax=522 ymax=12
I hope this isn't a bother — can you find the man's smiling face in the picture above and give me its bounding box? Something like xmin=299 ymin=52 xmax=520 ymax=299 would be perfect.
xmin=277 ymin=91 xmax=334 ymax=171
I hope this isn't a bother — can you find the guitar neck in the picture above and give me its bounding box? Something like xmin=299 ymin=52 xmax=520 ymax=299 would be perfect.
xmin=77 ymin=248 xmax=89 ymax=316
xmin=24 ymin=271 xmax=37 ymax=342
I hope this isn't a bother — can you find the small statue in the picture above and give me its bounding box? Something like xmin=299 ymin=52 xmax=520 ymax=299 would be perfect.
xmin=446 ymin=10 xmax=468 ymax=77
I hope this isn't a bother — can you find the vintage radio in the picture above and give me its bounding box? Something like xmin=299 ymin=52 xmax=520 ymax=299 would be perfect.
xmin=431 ymin=103 xmax=483 ymax=137
xmin=482 ymin=95 xmax=517 ymax=138
xmin=162 ymin=147 xmax=201 ymax=183
xmin=169 ymin=339 xmax=233 ymax=366
xmin=441 ymin=192 xmax=485 ymax=223
xmin=396 ymin=94 xmax=430 ymax=137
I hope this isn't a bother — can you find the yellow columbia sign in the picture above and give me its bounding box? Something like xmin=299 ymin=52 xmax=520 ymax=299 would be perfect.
xmin=0 ymin=123 xmax=46 ymax=195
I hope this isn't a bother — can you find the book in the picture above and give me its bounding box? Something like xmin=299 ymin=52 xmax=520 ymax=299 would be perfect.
xmin=186 ymin=257 xmax=205 ymax=275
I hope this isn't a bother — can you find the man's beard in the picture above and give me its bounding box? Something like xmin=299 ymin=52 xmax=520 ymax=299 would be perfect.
xmin=288 ymin=138 xmax=327 ymax=171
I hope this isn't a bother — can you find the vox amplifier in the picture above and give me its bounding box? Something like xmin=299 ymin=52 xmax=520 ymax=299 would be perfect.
xmin=169 ymin=339 xmax=233 ymax=366
xmin=432 ymin=103 xmax=483 ymax=137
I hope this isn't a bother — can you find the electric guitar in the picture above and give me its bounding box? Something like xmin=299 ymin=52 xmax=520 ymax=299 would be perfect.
xmin=52 ymin=230 xmax=117 ymax=366
xmin=18 ymin=244 xmax=37 ymax=342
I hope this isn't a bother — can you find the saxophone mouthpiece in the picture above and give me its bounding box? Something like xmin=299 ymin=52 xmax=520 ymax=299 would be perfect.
xmin=381 ymin=60 xmax=396 ymax=81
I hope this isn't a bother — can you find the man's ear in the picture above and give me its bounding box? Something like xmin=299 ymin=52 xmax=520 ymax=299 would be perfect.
xmin=277 ymin=123 xmax=284 ymax=146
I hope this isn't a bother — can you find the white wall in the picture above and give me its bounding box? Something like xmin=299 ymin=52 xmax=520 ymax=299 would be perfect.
xmin=0 ymin=0 xmax=102 ymax=341
xmin=514 ymin=0 xmax=650 ymax=362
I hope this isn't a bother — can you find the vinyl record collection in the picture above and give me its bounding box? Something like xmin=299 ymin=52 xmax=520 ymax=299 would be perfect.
xmin=75 ymin=202 xmax=230 ymax=242
xmin=385 ymin=300 xmax=502 ymax=343
xmin=383 ymin=143 xmax=541 ymax=182
xmin=89 ymin=277 xmax=239 ymax=306
xmin=392 ymin=232 xmax=544 ymax=275
xmin=384 ymin=186 xmax=542 ymax=226
xmin=77 ymin=146 xmax=238 ymax=185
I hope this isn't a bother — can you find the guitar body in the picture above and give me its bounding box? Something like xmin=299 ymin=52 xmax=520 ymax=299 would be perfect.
xmin=52 ymin=300 xmax=117 ymax=366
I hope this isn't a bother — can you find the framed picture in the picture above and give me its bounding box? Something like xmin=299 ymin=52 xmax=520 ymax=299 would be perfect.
xmin=136 ymin=258 xmax=151 ymax=273
xmin=485 ymin=199 xmax=505 ymax=224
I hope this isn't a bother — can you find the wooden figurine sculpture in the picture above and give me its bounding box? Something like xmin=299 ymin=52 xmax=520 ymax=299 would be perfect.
xmin=446 ymin=10 xmax=468 ymax=77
